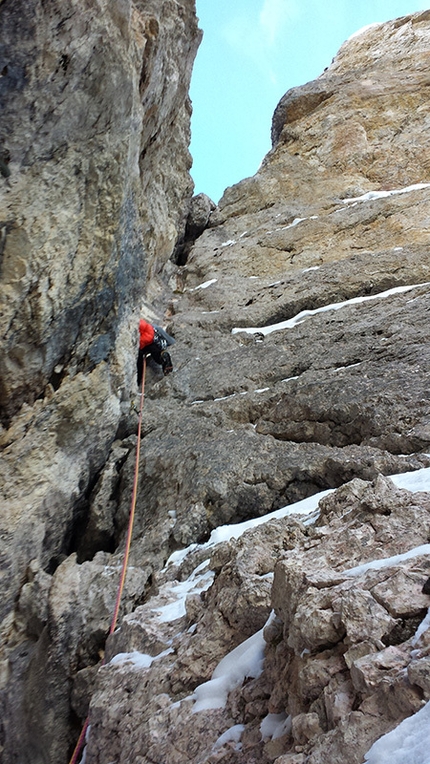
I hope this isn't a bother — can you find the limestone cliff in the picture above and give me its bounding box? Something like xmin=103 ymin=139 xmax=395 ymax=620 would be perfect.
xmin=2 ymin=7 xmax=430 ymax=764
xmin=0 ymin=0 xmax=200 ymax=760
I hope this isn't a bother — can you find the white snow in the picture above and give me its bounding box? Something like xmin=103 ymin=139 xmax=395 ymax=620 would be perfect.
xmin=192 ymin=612 xmax=275 ymax=713
xmin=189 ymin=278 xmax=218 ymax=291
xmin=220 ymin=239 xmax=236 ymax=247
xmin=213 ymin=391 xmax=247 ymax=402
xmin=364 ymin=700 xmax=430 ymax=764
xmin=332 ymin=362 xmax=362 ymax=372
xmin=168 ymin=466 xmax=430 ymax=573
xmin=342 ymin=182 xmax=430 ymax=204
xmin=343 ymin=544 xmax=430 ymax=577
xmin=205 ymin=490 xmax=333 ymax=547
xmin=78 ymin=724 xmax=92 ymax=764
xmin=391 ymin=466 xmax=430 ymax=493
xmin=213 ymin=724 xmax=245 ymax=750
xmin=412 ymin=608 xmax=430 ymax=646
xmin=109 ymin=647 xmax=173 ymax=669
xmin=260 ymin=713 xmax=292 ymax=741
xmin=269 ymin=215 xmax=319 ymax=235
xmin=232 ymin=282 xmax=430 ymax=337
xmin=152 ymin=565 xmax=214 ymax=623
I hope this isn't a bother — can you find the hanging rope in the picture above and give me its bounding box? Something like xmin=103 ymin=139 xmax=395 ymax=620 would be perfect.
xmin=68 ymin=357 xmax=146 ymax=764
xmin=109 ymin=357 xmax=146 ymax=635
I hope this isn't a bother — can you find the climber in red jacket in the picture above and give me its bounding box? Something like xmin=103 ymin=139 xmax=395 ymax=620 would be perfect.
xmin=137 ymin=319 xmax=174 ymax=386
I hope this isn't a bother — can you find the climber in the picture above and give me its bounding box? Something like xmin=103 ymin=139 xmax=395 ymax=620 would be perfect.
xmin=137 ymin=319 xmax=174 ymax=385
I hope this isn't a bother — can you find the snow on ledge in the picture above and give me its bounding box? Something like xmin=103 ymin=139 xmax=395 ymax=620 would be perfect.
xmin=167 ymin=467 xmax=430 ymax=571
xmin=232 ymin=282 xmax=430 ymax=337
xmin=342 ymin=544 xmax=430 ymax=577
xmin=188 ymin=278 xmax=218 ymax=291
xmin=109 ymin=647 xmax=173 ymax=669
xmin=152 ymin=564 xmax=214 ymax=623
xmin=342 ymin=182 xmax=430 ymax=204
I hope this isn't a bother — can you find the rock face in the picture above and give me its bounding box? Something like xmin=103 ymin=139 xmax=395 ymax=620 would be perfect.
xmin=0 ymin=1 xmax=200 ymax=761
xmin=0 ymin=0 xmax=200 ymax=422
xmin=84 ymin=476 xmax=430 ymax=764
xmin=1 ymin=7 xmax=430 ymax=764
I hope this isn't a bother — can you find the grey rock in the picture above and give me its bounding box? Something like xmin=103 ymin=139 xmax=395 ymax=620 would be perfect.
xmin=2 ymin=7 xmax=430 ymax=764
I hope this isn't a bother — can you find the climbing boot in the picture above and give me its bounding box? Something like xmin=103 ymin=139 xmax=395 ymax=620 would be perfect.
xmin=161 ymin=350 xmax=173 ymax=375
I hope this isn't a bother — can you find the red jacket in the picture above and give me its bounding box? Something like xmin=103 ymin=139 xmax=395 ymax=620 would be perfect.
xmin=139 ymin=320 xmax=155 ymax=349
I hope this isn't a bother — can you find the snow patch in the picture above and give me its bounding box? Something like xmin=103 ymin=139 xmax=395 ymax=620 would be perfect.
xmin=109 ymin=647 xmax=173 ymax=669
xmin=192 ymin=612 xmax=275 ymax=712
xmin=153 ymin=566 xmax=214 ymax=623
xmin=343 ymin=544 xmax=430 ymax=577
xmin=270 ymin=215 xmax=319 ymax=234
xmin=391 ymin=466 xmax=430 ymax=493
xmin=260 ymin=713 xmax=292 ymax=741
xmin=364 ymin=700 xmax=430 ymax=764
xmin=189 ymin=278 xmax=218 ymax=291
xmin=213 ymin=724 xmax=245 ymax=750
xmin=205 ymin=490 xmax=333 ymax=548
xmin=412 ymin=608 xmax=430 ymax=646
xmin=232 ymin=282 xmax=430 ymax=336
xmin=342 ymin=182 xmax=430 ymax=204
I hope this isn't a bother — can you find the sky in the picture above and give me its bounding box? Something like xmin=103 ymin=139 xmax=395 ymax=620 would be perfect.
xmin=189 ymin=0 xmax=430 ymax=203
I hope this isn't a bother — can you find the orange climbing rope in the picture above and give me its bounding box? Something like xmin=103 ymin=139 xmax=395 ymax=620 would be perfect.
xmin=68 ymin=357 xmax=146 ymax=764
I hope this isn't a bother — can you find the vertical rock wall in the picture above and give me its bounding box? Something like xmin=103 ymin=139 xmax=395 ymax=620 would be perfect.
xmin=0 ymin=0 xmax=200 ymax=420
xmin=0 ymin=1 xmax=200 ymax=761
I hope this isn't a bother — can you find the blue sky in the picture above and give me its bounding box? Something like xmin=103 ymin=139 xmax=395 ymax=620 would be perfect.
xmin=189 ymin=0 xmax=429 ymax=202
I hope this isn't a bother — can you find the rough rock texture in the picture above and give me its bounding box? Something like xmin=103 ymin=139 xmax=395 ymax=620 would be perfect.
xmin=84 ymin=477 xmax=430 ymax=764
xmin=0 ymin=1 xmax=200 ymax=762
xmin=2 ymin=7 xmax=430 ymax=764
xmin=0 ymin=0 xmax=200 ymax=421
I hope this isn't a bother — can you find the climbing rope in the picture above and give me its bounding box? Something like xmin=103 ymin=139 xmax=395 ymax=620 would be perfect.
xmin=68 ymin=358 xmax=146 ymax=764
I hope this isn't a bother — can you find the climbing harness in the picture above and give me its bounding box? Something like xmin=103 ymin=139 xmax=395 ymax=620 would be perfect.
xmin=68 ymin=358 xmax=146 ymax=764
